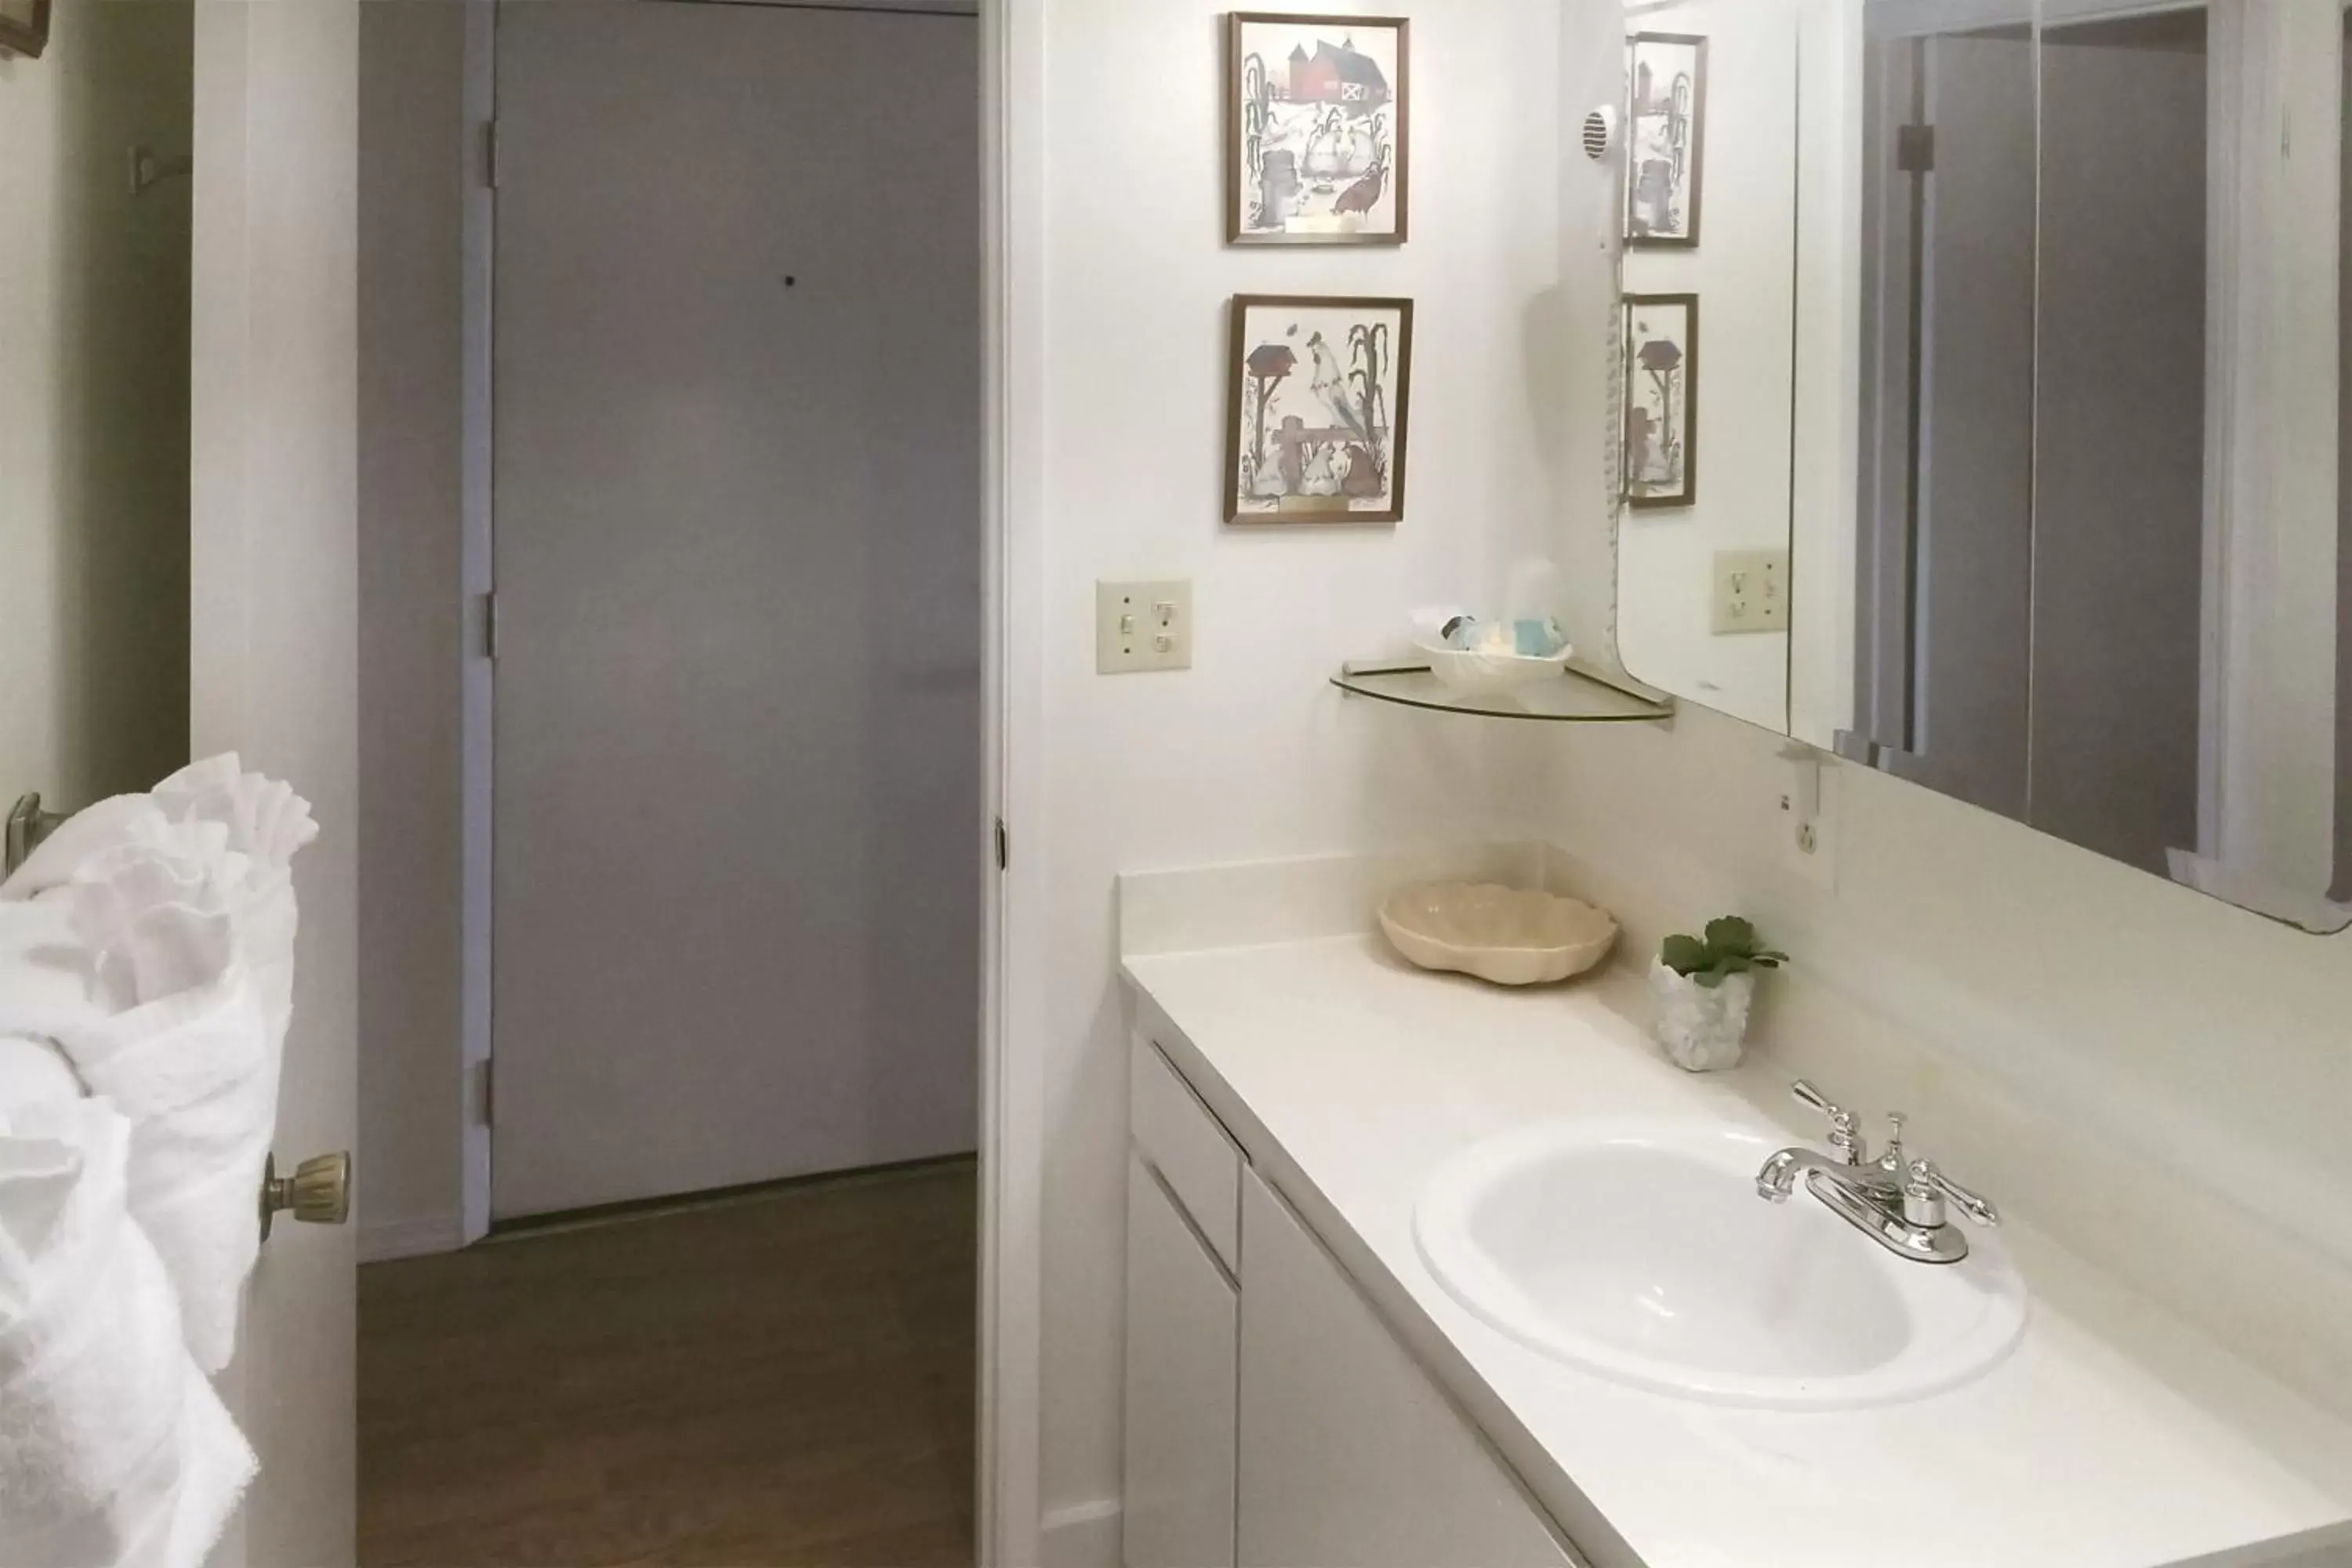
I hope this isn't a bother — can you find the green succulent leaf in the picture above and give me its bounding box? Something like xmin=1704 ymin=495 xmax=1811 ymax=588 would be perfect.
xmin=1704 ymin=916 xmax=1759 ymax=956
xmin=1665 ymin=918 xmax=1784 ymax=986
xmin=1661 ymin=933 xmax=1709 ymax=976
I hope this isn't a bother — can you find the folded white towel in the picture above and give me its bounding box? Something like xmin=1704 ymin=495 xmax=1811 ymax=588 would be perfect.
xmin=151 ymin=755 xmax=317 ymax=877
xmin=0 ymin=1036 xmax=82 ymax=1112
xmin=0 ymin=1098 xmax=254 ymax=1568
xmin=0 ymin=900 xmax=107 ymax=1046
xmin=0 ymin=797 xmax=155 ymax=905
xmin=0 ymin=755 xmax=316 ymax=1375
xmin=147 ymin=755 xmax=315 ymax=1042
xmin=53 ymin=840 xmax=275 ymax=1374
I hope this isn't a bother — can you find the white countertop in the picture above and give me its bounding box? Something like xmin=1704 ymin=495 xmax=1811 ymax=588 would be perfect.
xmin=1122 ymin=934 xmax=2352 ymax=1568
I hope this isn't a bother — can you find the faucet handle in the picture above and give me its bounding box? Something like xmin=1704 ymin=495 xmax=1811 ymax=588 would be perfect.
xmin=1878 ymin=1112 xmax=1909 ymax=1173
xmin=1904 ymin=1159 xmax=2000 ymax=1229
xmin=1789 ymin=1080 xmax=1865 ymax=1165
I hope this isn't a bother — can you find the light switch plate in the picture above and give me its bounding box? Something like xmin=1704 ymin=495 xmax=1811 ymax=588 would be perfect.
xmin=1712 ymin=549 xmax=1789 ymax=635
xmin=1097 ymin=579 xmax=1193 ymax=673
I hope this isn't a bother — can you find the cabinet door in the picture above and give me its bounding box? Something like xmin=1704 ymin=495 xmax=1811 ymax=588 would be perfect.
xmin=1125 ymin=1154 xmax=1240 ymax=1568
xmin=1236 ymin=1170 xmax=1580 ymax=1568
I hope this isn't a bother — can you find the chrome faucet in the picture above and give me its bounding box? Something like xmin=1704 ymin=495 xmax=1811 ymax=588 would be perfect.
xmin=1755 ymin=1080 xmax=2000 ymax=1264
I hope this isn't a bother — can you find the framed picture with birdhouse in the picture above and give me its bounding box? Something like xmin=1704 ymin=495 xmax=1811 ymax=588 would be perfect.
xmin=1228 ymin=13 xmax=1409 ymax=245
xmin=0 ymin=0 xmax=53 ymax=58
xmin=1225 ymin=294 xmax=1414 ymax=523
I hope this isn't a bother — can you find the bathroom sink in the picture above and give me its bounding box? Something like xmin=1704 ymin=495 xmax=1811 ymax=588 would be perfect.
xmin=1414 ymin=1121 xmax=2027 ymax=1410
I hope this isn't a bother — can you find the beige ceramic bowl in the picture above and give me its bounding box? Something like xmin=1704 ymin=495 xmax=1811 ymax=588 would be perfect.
xmin=1377 ymin=881 xmax=1619 ymax=986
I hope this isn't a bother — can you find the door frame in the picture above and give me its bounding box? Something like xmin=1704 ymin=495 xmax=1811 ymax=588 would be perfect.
xmin=454 ymin=2 xmax=1046 ymax=1563
xmin=193 ymin=5 xmax=362 ymax=1562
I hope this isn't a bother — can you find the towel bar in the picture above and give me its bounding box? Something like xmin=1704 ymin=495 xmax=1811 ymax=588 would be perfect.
xmin=5 ymin=793 xmax=69 ymax=877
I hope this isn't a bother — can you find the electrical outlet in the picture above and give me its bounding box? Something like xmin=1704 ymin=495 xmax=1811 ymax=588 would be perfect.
xmin=1096 ymin=579 xmax=1192 ymax=673
xmin=1712 ymin=549 xmax=1789 ymax=636
xmin=1778 ymin=746 xmax=1840 ymax=893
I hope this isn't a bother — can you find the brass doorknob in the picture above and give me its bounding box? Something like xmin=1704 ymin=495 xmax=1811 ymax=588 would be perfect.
xmin=260 ymin=1151 xmax=352 ymax=1240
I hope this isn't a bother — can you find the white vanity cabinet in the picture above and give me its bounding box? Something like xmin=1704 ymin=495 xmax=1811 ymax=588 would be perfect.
xmin=1235 ymin=1168 xmax=1581 ymax=1568
xmin=1123 ymin=1033 xmax=1580 ymax=1568
xmin=1123 ymin=1040 xmax=1242 ymax=1568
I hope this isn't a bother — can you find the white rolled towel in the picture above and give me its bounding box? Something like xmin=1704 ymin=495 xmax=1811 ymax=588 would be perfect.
xmin=0 ymin=1098 xmax=255 ymax=1568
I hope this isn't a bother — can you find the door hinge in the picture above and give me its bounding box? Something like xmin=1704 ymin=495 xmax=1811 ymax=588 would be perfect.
xmin=1896 ymin=124 xmax=1936 ymax=174
xmin=476 ymin=1058 xmax=496 ymax=1127
xmin=994 ymin=817 xmax=1009 ymax=871
xmin=482 ymin=590 xmax=499 ymax=660
xmin=484 ymin=120 xmax=502 ymax=189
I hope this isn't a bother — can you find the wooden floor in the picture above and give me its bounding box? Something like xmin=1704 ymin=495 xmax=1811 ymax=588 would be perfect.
xmin=359 ymin=1160 xmax=977 ymax=1568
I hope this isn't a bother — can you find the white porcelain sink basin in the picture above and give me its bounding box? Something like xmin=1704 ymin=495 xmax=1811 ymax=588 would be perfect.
xmin=1415 ymin=1121 xmax=2027 ymax=1410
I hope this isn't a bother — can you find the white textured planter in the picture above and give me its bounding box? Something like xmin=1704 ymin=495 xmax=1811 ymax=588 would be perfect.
xmin=1648 ymin=959 xmax=1754 ymax=1072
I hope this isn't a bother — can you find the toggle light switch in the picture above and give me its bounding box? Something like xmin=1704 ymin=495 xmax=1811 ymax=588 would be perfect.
xmin=1098 ymin=579 xmax=1194 ymax=673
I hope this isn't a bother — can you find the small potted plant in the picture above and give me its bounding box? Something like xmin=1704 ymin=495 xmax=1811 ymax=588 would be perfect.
xmin=1650 ymin=916 xmax=1786 ymax=1071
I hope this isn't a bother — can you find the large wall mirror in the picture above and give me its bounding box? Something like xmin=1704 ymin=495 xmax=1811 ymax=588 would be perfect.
xmin=1613 ymin=0 xmax=2352 ymax=934
xmin=0 ymin=1 xmax=194 ymax=850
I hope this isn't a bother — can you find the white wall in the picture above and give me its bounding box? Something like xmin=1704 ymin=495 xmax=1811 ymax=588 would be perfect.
xmin=1615 ymin=0 xmax=1797 ymax=730
xmin=0 ymin=0 xmax=192 ymax=808
xmin=1036 ymin=0 xmax=1597 ymax=1541
xmin=356 ymin=0 xmax=469 ymax=1259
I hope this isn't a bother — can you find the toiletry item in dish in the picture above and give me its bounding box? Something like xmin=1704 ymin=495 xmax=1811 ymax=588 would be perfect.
xmin=1513 ymin=617 xmax=1567 ymax=657
xmin=1504 ymin=557 xmax=1570 ymax=657
xmin=1409 ymin=604 xmax=1479 ymax=649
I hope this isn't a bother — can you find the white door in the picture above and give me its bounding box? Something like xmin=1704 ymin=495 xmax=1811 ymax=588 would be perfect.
xmin=191 ymin=3 xmax=360 ymax=1563
xmin=490 ymin=2 xmax=983 ymax=1218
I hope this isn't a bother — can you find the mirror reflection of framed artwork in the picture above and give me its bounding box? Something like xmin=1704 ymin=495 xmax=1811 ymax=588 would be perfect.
xmin=1623 ymin=292 xmax=1697 ymax=510
xmin=1626 ymin=31 xmax=1706 ymax=247
xmin=0 ymin=0 xmax=52 ymax=60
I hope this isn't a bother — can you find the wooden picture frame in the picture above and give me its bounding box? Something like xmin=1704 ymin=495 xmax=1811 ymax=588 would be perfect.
xmin=1623 ymin=292 xmax=1697 ymax=509
xmin=1625 ymin=31 xmax=1707 ymax=248
xmin=0 ymin=0 xmax=53 ymax=59
xmin=1227 ymin=13 xmax=1410 ymax=247
xmin=1225 ymin=294 xmax=1414 ymax=524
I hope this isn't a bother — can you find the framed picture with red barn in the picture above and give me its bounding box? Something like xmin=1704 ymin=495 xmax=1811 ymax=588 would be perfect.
xmin=1228 ymin=13 xmax=1409 ymax=245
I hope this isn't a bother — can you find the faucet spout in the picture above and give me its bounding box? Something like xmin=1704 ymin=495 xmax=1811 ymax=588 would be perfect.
xmin=1755 ymin=1145 xmax=1887 ymax=1205
xmin=1757 ymin=1079 xmax=2000 ymax=1264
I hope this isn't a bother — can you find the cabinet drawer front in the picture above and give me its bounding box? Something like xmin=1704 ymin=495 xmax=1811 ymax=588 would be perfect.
xmin=1124 ymin=1155 xmax=1240 ymax=1568
xmin=1129 ymin=1033 xmax=1242 ymax=1272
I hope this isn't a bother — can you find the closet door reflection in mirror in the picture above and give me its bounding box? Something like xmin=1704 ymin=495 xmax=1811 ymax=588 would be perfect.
xmin=1780 ymin=0 xmax=2347 ymax=932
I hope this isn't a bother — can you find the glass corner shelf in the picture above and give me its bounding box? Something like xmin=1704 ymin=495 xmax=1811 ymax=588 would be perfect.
xmin=1330 ymin=657 xmax=1675 ymax=724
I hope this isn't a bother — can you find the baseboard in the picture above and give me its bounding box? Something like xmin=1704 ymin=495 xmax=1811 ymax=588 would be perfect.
xmin=359 ymin=1211 xmax=467 ymax=1263
xmin=1039 ymin=1499 xmax=1120 ymax=1568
